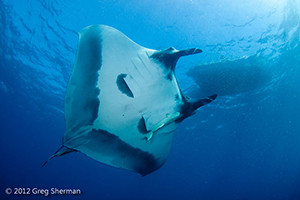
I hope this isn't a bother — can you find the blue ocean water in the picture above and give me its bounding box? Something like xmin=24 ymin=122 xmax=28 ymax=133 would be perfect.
xmin=1 ymin=0 xmax=300 ymax=199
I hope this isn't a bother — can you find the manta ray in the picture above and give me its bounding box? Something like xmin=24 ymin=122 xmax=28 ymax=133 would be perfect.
xmin=43 ymin=25 xmax=217 ymax=176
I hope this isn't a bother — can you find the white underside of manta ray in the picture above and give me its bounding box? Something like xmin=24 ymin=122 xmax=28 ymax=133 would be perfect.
xmin=43 ymin=24 xmax=217 ymax=176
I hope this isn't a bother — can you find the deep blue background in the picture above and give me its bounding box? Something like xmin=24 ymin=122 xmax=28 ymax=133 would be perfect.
xmin=1 ymin=0 xmax=300 ymax=199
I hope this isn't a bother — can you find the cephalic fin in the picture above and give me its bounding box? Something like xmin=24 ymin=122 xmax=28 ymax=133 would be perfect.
xmin=150 ymin=47 xmax=202 ymax=70
xmin=191 ymin=94 xmax=217 ymax=111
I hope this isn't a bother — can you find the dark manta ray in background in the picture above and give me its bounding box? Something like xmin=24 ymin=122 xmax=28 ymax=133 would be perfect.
xmin=43 ymin=25 xmax=217 ymax=176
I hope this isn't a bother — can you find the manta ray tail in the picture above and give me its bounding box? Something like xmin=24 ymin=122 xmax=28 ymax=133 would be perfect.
xmin=42 ymin=146 xmax=76 ymax=167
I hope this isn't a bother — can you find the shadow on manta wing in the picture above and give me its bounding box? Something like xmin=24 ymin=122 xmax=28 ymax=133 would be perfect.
xmin=186 ymin=55 xmax=273 ymax=98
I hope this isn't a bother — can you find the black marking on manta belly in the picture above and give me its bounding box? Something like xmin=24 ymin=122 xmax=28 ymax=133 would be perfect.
xmin=138 ymin=117 xmax=150 ymax=134
xmin=90 ymin=128 xmax=159 ymax=176
xmin=116 ymin=74 xmax=134 ymax=98
xmin=166 ymin=72 xmax=173 ymax=81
